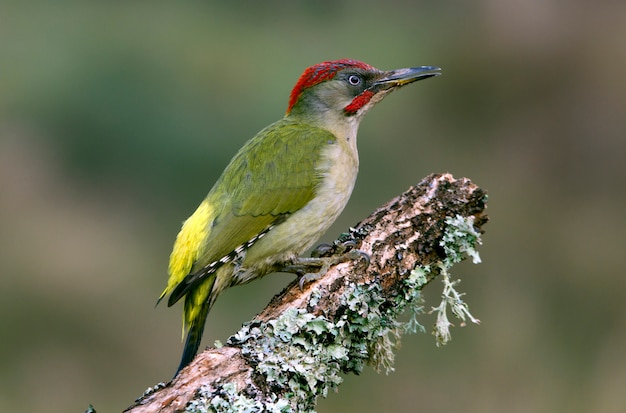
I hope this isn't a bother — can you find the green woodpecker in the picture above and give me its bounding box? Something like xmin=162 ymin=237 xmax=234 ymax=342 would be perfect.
xmin=159 ymin=59 xmax=441 ymax=374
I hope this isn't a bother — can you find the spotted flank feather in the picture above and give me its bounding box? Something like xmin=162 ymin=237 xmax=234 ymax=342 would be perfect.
xmin=166 ymin=222 xmax=277 ymax=307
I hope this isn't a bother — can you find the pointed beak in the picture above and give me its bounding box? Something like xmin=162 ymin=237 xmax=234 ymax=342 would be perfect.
xmin=373 ymin=65 xmax=442 ymax=90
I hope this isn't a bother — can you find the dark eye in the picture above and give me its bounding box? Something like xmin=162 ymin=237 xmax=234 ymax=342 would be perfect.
xmin=347 ymin=75 xmax=361 ymax=86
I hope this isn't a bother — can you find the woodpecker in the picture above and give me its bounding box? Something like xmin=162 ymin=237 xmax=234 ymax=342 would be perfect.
xmin=159 ymin=59 xmax=441 ymax=375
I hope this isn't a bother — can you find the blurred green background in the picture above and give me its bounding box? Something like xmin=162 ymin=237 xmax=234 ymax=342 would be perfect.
xmin=1 ymin=1 xmax=625 ymax=412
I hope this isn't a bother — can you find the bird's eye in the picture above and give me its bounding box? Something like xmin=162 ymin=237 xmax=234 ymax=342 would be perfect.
xmin=348 ymin=75 xmax=362 ymax=86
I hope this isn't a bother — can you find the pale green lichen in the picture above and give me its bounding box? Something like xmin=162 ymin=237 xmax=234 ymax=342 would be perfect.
xmin=440 ymin=215 xmax=482 ymax=265
xmin=428 ymin=214 xmax=482 ymax=346
xmin=402 ymin=266 xmax=428 ymax=336
xmin=427 ymin=262 xmax=481 ymax=346
xmin=207 ymin=281 xmax=417 ymax=412
xmin=138 ymin=381 xmax=167 ymax=401
xmin=186 ymin=382 xmax=290 ymax=413
xmin=183 ymin=213 xmax=483 ymax=412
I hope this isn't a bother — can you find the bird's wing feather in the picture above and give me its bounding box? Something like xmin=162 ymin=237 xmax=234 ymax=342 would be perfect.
xmin=198 ymin=119 xmax=336 ymax=265
xmin=165 ymin=119 xmax=336 ymax=304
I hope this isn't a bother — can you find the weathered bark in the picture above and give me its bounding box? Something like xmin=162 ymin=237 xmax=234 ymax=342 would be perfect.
xmin=124 ymin=173 xmax=488 ymax=413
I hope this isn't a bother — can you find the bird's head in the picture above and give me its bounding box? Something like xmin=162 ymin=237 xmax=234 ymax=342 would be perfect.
xmin=286 ymin=59 xmax=441 ymax=130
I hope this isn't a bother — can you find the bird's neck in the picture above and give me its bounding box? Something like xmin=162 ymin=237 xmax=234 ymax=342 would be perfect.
xmin=288 ymin=111 xmax=361 ymax=157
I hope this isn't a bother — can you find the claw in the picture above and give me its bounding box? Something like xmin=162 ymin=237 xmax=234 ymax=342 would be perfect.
xmin=311 ymin=239 xmax=358 ymax=259
xmin=298 ymin=271 xmax=324 ymax=290
xmin=311 ymin=243 xmax=333 ymax=258
xmin=339 ymin=240 xmax=358 ymax=251
xmin=281 ymin=246 xmax=370 ymax=290
xmin=344 ymin=249 xmax=370 ymax=268
xmin=355 ymin=250 xmax=370 ymax=267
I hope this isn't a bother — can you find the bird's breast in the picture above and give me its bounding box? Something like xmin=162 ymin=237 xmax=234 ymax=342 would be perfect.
xmin=241 ymin=136 xmax=359 ymax=272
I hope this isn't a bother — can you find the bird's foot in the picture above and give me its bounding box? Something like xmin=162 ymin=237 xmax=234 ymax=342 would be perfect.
xmin=281 ymin=240 xmax=370 ymax=289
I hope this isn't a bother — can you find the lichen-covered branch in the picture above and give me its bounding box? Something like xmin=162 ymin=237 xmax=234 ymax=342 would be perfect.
xmin=123 ymin=173 xmax=488 ymax=413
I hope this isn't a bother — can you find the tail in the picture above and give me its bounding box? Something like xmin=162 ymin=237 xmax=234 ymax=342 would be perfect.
xmin=173 ymin=272 xmax=222 ymax=377
xmin=174 ymin=300 xmax=211 ymax=376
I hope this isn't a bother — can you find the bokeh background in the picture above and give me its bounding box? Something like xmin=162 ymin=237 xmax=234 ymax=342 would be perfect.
xmin=2 ymin=1 xmax=625 ymax=412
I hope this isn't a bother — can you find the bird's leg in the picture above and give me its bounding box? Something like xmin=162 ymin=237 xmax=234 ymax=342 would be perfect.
xmin=279 ymin=240 xmax=370 ymax=289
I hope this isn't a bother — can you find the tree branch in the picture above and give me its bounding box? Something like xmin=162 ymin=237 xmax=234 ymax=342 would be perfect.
xmin=124 ymin=173 xmax=488 ymax=413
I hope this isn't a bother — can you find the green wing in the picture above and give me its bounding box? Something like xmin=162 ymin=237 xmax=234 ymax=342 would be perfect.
xmin=226 ymin=120 xmax=335 ymax=217
xmin=168 ymin=118 xmax=336 ymax=303
xmin=202 ymin=118 xmax=336 ymax=263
